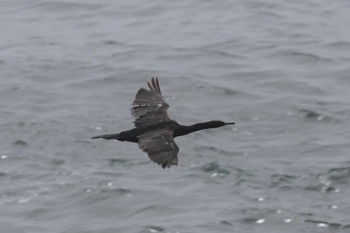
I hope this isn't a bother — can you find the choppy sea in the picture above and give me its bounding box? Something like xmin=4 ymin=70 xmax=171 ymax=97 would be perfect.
xmin=1 ymin=0 xmax=350 ymax=232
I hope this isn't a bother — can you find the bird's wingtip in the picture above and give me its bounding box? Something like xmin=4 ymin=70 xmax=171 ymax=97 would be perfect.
xmin=148 ymin=77 xmax=161 ymax=94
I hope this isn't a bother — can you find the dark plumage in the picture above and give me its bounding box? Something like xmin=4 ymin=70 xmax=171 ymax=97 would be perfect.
xmin=92 ymin=78 xmax=235 ymax=168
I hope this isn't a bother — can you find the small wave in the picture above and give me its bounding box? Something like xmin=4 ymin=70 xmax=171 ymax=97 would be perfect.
xmin=26 ymin=1 xmax=104 ymax=12
xmin=304 ymin=219 xmax=350 ymax=229
xmin=299 ymin=109 xmax=334 ymax=122
xmin=267 ymin=49 xmax=335 ymax=63
xmin=200 ymin=162 xmax=230 ymax=177
xmin=144 ymin=225 xmax=165 ymax=232
xmin=326 ymin=41 xmax=350 ymax=50
xmin=269 ymin=174 xmax=299 ymax=189
xmin=108 ymin=158 xmax=128 ymax=167
xmin=327 ymin=167 xmax=350 ymax=185
xmin=13 ymin=139 xmax=27 ymax=146
xmin=240 ymin=217 xmax=266 ymax=225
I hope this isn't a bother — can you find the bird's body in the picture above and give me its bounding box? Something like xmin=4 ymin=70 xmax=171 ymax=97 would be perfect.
xmin=93 ymin=120 xmax=179 ymax=143
xmin=92 ymin=78 xmax=234 ymax=168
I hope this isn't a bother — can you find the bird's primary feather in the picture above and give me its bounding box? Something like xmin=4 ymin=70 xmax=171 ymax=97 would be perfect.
xmin=131 ymin=77 xmax=170 ymax=128
xmin=137 ymin=129 xmax=179 ymax=168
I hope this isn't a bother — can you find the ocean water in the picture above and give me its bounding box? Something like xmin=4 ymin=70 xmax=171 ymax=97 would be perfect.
xmin=1 ymin=0 xmax=350 ymax=232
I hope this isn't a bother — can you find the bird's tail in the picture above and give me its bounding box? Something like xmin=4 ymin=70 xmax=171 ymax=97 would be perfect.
xmin=92 ymin=133 xmax=121 ymax=140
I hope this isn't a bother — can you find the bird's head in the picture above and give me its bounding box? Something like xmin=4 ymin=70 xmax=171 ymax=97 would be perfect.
xmin=207 ymin=120 xmax=235 ymax=128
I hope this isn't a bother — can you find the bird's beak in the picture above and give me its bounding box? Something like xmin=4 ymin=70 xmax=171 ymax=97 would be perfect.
xmin=225 ymin=122 xmax=235 ymax=125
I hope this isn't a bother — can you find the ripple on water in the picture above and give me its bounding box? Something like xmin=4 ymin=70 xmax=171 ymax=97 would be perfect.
xmin=269 ymin=174 xmax=299 ymax=190
xmin=304 ymin=219 xmax=350 ymax=230
xmin=107 ymin=158 xmax=128 ymax=167
xmin=79 ymin=186 xmax=133 ymax=206
xmin=298 ymin=109 xmax=334 ymax=122
xmin=13 ymin=139 xmax=27 ymax=146
xmin=267 ymin=49 xmax=336 ymax=64
xmin=240 ymin=217 xmax=266 ymax=225
xmin=303 ymin=173 xmax=339 ymax=193
xmin=327 ymin=167 xmax=350 ymax=185
xmin=144 ymin=225 xmax=165 ymax=233
xmin=200 ymin=162 xmax=230 ymax=177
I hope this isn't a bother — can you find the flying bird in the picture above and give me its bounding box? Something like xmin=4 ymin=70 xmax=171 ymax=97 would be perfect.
xmin=92 ymin=78 xmax=235 ymax=168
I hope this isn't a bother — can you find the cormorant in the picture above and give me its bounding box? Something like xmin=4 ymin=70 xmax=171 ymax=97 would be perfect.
xmin=92 ymin=78 xmax=235 ymax=168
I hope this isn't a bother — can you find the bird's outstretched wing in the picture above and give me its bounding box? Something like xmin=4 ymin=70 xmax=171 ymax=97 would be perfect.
xmin=138 ymin=129 xmax=179 ymax=168
xmin=131 ymin=77 xmax=170 ymax=128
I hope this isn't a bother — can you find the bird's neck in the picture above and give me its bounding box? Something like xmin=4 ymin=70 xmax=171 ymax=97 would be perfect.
xmin=174 ymin=122 xmax=215 ymax=137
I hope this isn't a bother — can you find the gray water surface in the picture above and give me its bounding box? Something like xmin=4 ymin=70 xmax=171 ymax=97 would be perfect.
xmin=1 ymin=0 xmax=350 ymax=232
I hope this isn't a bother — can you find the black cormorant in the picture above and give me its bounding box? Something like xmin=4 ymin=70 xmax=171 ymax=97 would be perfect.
xmin=92 ymin=78 xmax=235 ymax=168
